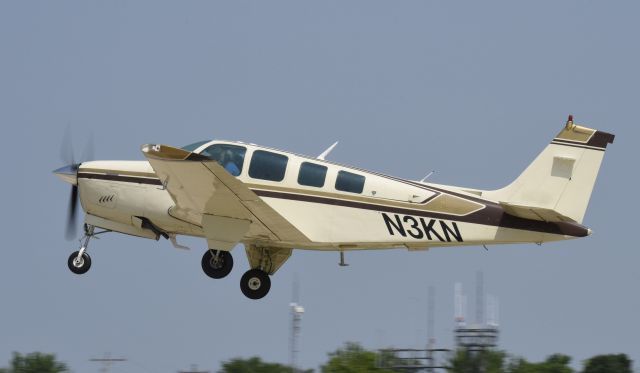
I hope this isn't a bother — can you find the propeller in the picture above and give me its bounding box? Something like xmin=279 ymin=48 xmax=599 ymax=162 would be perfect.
xmin=66 ymin=180 xmax=79 ymax=240
xmin=56 ymin=126 xmax=94 ymax=240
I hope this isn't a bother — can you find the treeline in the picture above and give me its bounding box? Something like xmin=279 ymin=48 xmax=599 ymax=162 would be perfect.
xmin=0 ymin=344 xmax=633 ymax=373
xmin=447 ymin=349 xmax=633 ymax=373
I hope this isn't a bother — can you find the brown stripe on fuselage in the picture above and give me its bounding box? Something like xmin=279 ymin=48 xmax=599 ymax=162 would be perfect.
xmin=369 ymin=179 xmax=589 ymax=237
xmin=78 ymin=164 xmax=590 ymax=237
xmin=253 ymin=189 xmax=589 ymax=237
xmin=244 ymin=183 xmax=484 ymax=216
xmin=80 ymin=168 xmax=158 ymax=178
xmin=78 ymin=172 xmax=163 ymax=186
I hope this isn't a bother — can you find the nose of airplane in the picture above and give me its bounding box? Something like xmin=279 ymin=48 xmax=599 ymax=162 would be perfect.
xmin=53 ymin=164 xmax=79 ymax=185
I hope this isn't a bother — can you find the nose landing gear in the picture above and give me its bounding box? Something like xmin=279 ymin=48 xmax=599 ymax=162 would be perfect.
xmin=66 ymin=224 xmax=109 ymax=275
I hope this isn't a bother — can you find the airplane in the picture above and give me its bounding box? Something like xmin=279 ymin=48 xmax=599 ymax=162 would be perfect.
xmin=54 ymin=116 xmax=614 ymax=299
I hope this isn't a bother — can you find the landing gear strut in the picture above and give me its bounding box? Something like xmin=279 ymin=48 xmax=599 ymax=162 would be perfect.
xmin=239 ymin=246 xmax=291 ymax=300
xmin=67 ymin=225 xmax=111 ymax=275
xmin=67 ymin=225 xmax=96 ymax=274
xmin=201 ymin=250 xmax=233 ymax=279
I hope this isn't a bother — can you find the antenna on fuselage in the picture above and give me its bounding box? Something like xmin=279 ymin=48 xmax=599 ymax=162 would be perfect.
xmin=420 ymin=171 xmax=435 ymax=182
xmin=317 ymin=141 xmax=339 ymax=160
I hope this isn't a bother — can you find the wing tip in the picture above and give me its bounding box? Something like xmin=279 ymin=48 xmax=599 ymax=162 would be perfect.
xmin=141 ymin=144 xmax=208 ymax=161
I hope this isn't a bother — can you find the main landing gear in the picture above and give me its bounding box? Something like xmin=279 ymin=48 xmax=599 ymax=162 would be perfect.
xmin=200 ymin=246 xmax=290 ymax=300
xmin=201 ymin=250 xmax=233 ymax=279
xmin=199 ymin=250 xmax=270 ymax=299
xmin=67 ymin=224 xmax=108 ymax=275
xmin=240 ymin=268 xmax=271 ymax=300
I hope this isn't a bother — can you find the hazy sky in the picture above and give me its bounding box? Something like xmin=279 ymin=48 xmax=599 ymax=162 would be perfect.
xmin=1 ymin=1 xmax=638 ymax=372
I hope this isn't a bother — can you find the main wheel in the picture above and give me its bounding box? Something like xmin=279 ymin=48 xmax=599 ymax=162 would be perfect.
xmin=201 ymin=250 xmax=233 ymax=279
xmin=67 ymin=251 xmax=91 ymax=275
xmin=240 ymin=269 xmax=271 ymax=300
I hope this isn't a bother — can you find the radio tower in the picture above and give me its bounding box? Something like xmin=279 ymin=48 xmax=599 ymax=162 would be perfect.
xmin=377 ymin=285 xmax=450 ymax=371
xmin=454 ymin=271 xmax=498 ymax=353
xmin=454 ymin=282 xmax=466 ymax=327
xmin=426 ymin=286 xmax=436 ymax=373
xmin=476 ymin=271 xmax=484 ymax=325
xmin=289 ymin=275 xmax=305 ymax=373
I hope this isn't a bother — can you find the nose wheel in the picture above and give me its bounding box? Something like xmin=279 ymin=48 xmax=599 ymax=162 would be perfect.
xmin=240 ymin=269 xmax=271 ymax=300
xmin=68 ymin=251 xmax=91 ymax=274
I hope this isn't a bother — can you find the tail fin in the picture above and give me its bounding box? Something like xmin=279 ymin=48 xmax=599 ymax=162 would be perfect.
xmin=484 ymin=116 xmax=614 ymax=224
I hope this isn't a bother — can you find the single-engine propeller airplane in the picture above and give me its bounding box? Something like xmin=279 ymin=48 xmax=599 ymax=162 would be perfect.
xmin=54 ymin=116 xmax=614 ymax=299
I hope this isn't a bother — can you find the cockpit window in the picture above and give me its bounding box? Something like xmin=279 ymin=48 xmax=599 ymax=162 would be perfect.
xmin=200 ymin=144 xmax=247 ymax=176
xmin=181 ymin=140 xmax=211 ymax=152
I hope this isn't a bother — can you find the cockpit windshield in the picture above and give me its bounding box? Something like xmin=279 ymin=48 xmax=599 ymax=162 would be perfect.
xmin=181 ymin=140 xmax=211 ymax=152
xmin=200 ymin=144 xmax=247 ymax=176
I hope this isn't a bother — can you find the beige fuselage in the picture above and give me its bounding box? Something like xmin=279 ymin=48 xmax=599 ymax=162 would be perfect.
xmin=77 ymin=140 xmax=588 ymax=252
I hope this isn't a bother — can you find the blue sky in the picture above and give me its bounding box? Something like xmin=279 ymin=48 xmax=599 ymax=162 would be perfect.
xmin=1 ymin=1 xmax=638 ymax=372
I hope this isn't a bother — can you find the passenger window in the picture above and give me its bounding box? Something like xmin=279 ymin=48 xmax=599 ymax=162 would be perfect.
xmin=249 ymin=150 xmax=288 ymax=182
xmin=200 ymin=144 xmax=246 ymax=176
xmin=335 ymin=171 xmax=365 ymax=193
xmin=298 ymin=162 xmax=327 ymax=187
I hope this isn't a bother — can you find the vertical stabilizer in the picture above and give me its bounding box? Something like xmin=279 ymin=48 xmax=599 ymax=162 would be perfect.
xmin=484 ymin=117 xmax=614 ymax=224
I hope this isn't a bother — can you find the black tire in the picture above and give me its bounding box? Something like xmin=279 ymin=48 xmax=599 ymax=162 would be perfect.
xmin=240 ymin=269 xmax=271 ymax=300
xmin=67 ymin=251 xmax=91 ymax=275
xmin=201 ymin=250 xmax=233 ymax=279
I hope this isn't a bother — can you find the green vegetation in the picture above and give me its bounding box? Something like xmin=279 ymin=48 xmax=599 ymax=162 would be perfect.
xmin=0 ymin=347 xmax=633 ymax=373
xmin=319 ymin=342 xmax=396 ymax=373
xmin=449 ymin=349 xmax=509 ymax=373
xmin=218 ymin=356 xmax=312 ymax=373
xmin=446 ymin=349 xmax=632 ymax=373
xmin=582 ymin=354 xmax=632 ymax=373
xmin=0 ymin=352 xmax=68 ymax=373
xmin=218 ymin=344 xmax=634 ymax=373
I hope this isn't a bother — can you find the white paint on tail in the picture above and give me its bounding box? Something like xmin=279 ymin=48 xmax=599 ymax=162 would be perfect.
xmin=484 ymin=120 xmax=614 ymax=224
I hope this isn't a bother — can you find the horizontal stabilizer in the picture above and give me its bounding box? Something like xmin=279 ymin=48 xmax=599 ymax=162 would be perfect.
xmin=500 ymin=202 xmax=576 ymax=223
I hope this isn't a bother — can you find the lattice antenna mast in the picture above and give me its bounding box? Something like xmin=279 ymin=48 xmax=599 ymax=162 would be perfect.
xmin=487 ymin=295 xmax=500 ymax=327
xmin=476 ymin=271 xmax=484 ymax=325
xmin=454 ymin=282 xmax=466 ymax=327
xmin=289 ymin=275 xmax=304 ymax=373
xmin=426 ymin=286 xmax=436 ymax=373
xmin=427 ymin=286 xmax=435 ymax=350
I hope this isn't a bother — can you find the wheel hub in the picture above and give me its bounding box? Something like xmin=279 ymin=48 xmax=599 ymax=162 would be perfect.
xmin=73 ymin=257 xmax=84 ymax=268
xmin=248 ymin=277 xmax=262 ymax=290
xmin=209 ymin=256 xmax=223 ymax=269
